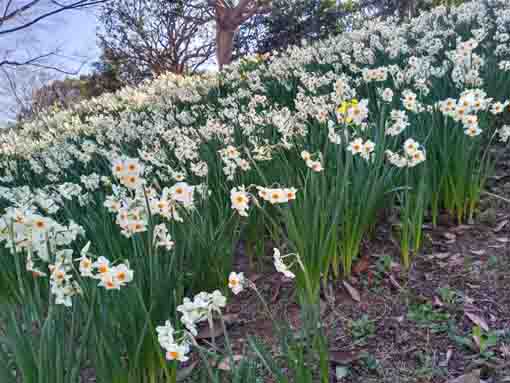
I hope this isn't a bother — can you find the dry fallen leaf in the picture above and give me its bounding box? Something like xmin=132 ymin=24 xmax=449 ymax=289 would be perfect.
xmin=388 ymin=274 xmax=402 ymax=290
xmin=443 ymin=232 xmax=457 ymax=242
xmin=343 ymin=281 xmax=361 ymax=302
xmin=454 ymin=224 xmax=472 ymax=231
xmin=446 ymin=348 xmax=453 ymax=363
xmin=440 ymin=348 xmax=453 ymax=367
xmin=494 ymin=220 xmax=509 ymax=233
xmin=496 ymin=237 xmax=509 ymax=243
xmin=465 ymin=312 xmax=489 ymax=332
xmin=500 ymin=344 xmax=510 ymax=358
xmin=352 ymin=256 xmax=370 ymax=274
xmin=448 ymin=370 xmax=480 ymax=383
xmin=463 ymin=295 xmax=475 ymax=305
xmin=432 ymin=252 xmax=451 ymax=260
xmin=470 ymin=249 xmax=486 ymax=256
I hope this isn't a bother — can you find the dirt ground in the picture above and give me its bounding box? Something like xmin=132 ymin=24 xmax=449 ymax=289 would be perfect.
xmin=214 ymin=146 xmax=510 ymax=383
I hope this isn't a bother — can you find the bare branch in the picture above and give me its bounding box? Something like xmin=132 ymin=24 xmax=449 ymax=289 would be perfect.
xmin=2 ymin=0 xmax=14 ymax=19
xmin=1 ymin=67 xmax=25 ymax=110
xmin=0 ymin=52 xmax=85 ymax=75
xmin=0 ymin=0 xmax=106 ymax=120
xmin=0 ymin=0 xmax=110 ymax=35
xmin=0 ymin=0 xmax=42 ymax=26
xmin=98 ymin=0 xmax=215 ymax=82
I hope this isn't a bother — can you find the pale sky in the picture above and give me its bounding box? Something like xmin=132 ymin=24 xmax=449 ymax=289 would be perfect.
xmin=46 ymin=7 xmax=100 ymax=71
xmin=0 ymin=4 xmax=101 ymax=122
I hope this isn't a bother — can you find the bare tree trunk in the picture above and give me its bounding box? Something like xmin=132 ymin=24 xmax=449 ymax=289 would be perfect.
xmin=216 ymin=28 xmax=235 ymax=70
xmin=410 ymin=0 xmax=417 ymax=17
xmin=399 ymin=0 xmax=417 ymax=19
xmin=172 ymin=63 xmax=186 ymax=74
xmin=211 ymin=0 xmax=271 ymax=71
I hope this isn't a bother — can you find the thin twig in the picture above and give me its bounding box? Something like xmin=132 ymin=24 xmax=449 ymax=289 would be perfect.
xmin=0 ymin=0 xmax=110 ymax=35
xmin=483 ymin=191 xmax=510 ymax=204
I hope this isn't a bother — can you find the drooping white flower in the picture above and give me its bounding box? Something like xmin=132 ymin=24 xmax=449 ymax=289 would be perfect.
xmin=176 ymin=289 xmax=227 ymax=336
xmin=165 ymin=343 xmax=190 ymax=362
xmin=273 ymin=248 xmax=296 ymax=279
xmin=385 ymin=150 xmax=408 ymax=168
xmin=210 ymin=290 xmax=227 ymax=311
xmin=153 ymin=223 xmax=175 ymax=251
xmin=156 ymin=320 xmax=175 ymax=348
xmin=301 ymin=150 xmax=311 ymax=162
xmin=228 ymin=272 xmax=245 ymax=295
xmin=498 ymin=125 xmax=510 ymax=142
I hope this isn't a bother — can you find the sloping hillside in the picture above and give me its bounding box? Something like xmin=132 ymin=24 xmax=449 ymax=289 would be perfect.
xmin=0 ymin=1 xmax=509 ymax=382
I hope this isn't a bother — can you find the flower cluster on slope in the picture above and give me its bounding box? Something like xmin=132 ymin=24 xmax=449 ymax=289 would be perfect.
xmin=156 ymin=290 xmax=228 ymax=362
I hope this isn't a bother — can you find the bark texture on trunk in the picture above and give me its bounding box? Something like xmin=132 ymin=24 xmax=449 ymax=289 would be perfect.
xmin=216 ymin=29 xmax=235 ymax=70
xmin=212 ymin=0 xmax=271 ymax=70
xmin=399 ymin=0 xmax=418 ymax=19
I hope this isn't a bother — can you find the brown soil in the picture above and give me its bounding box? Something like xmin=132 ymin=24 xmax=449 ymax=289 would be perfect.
xmin=206 ymin=146 xmax=510 ymax=383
